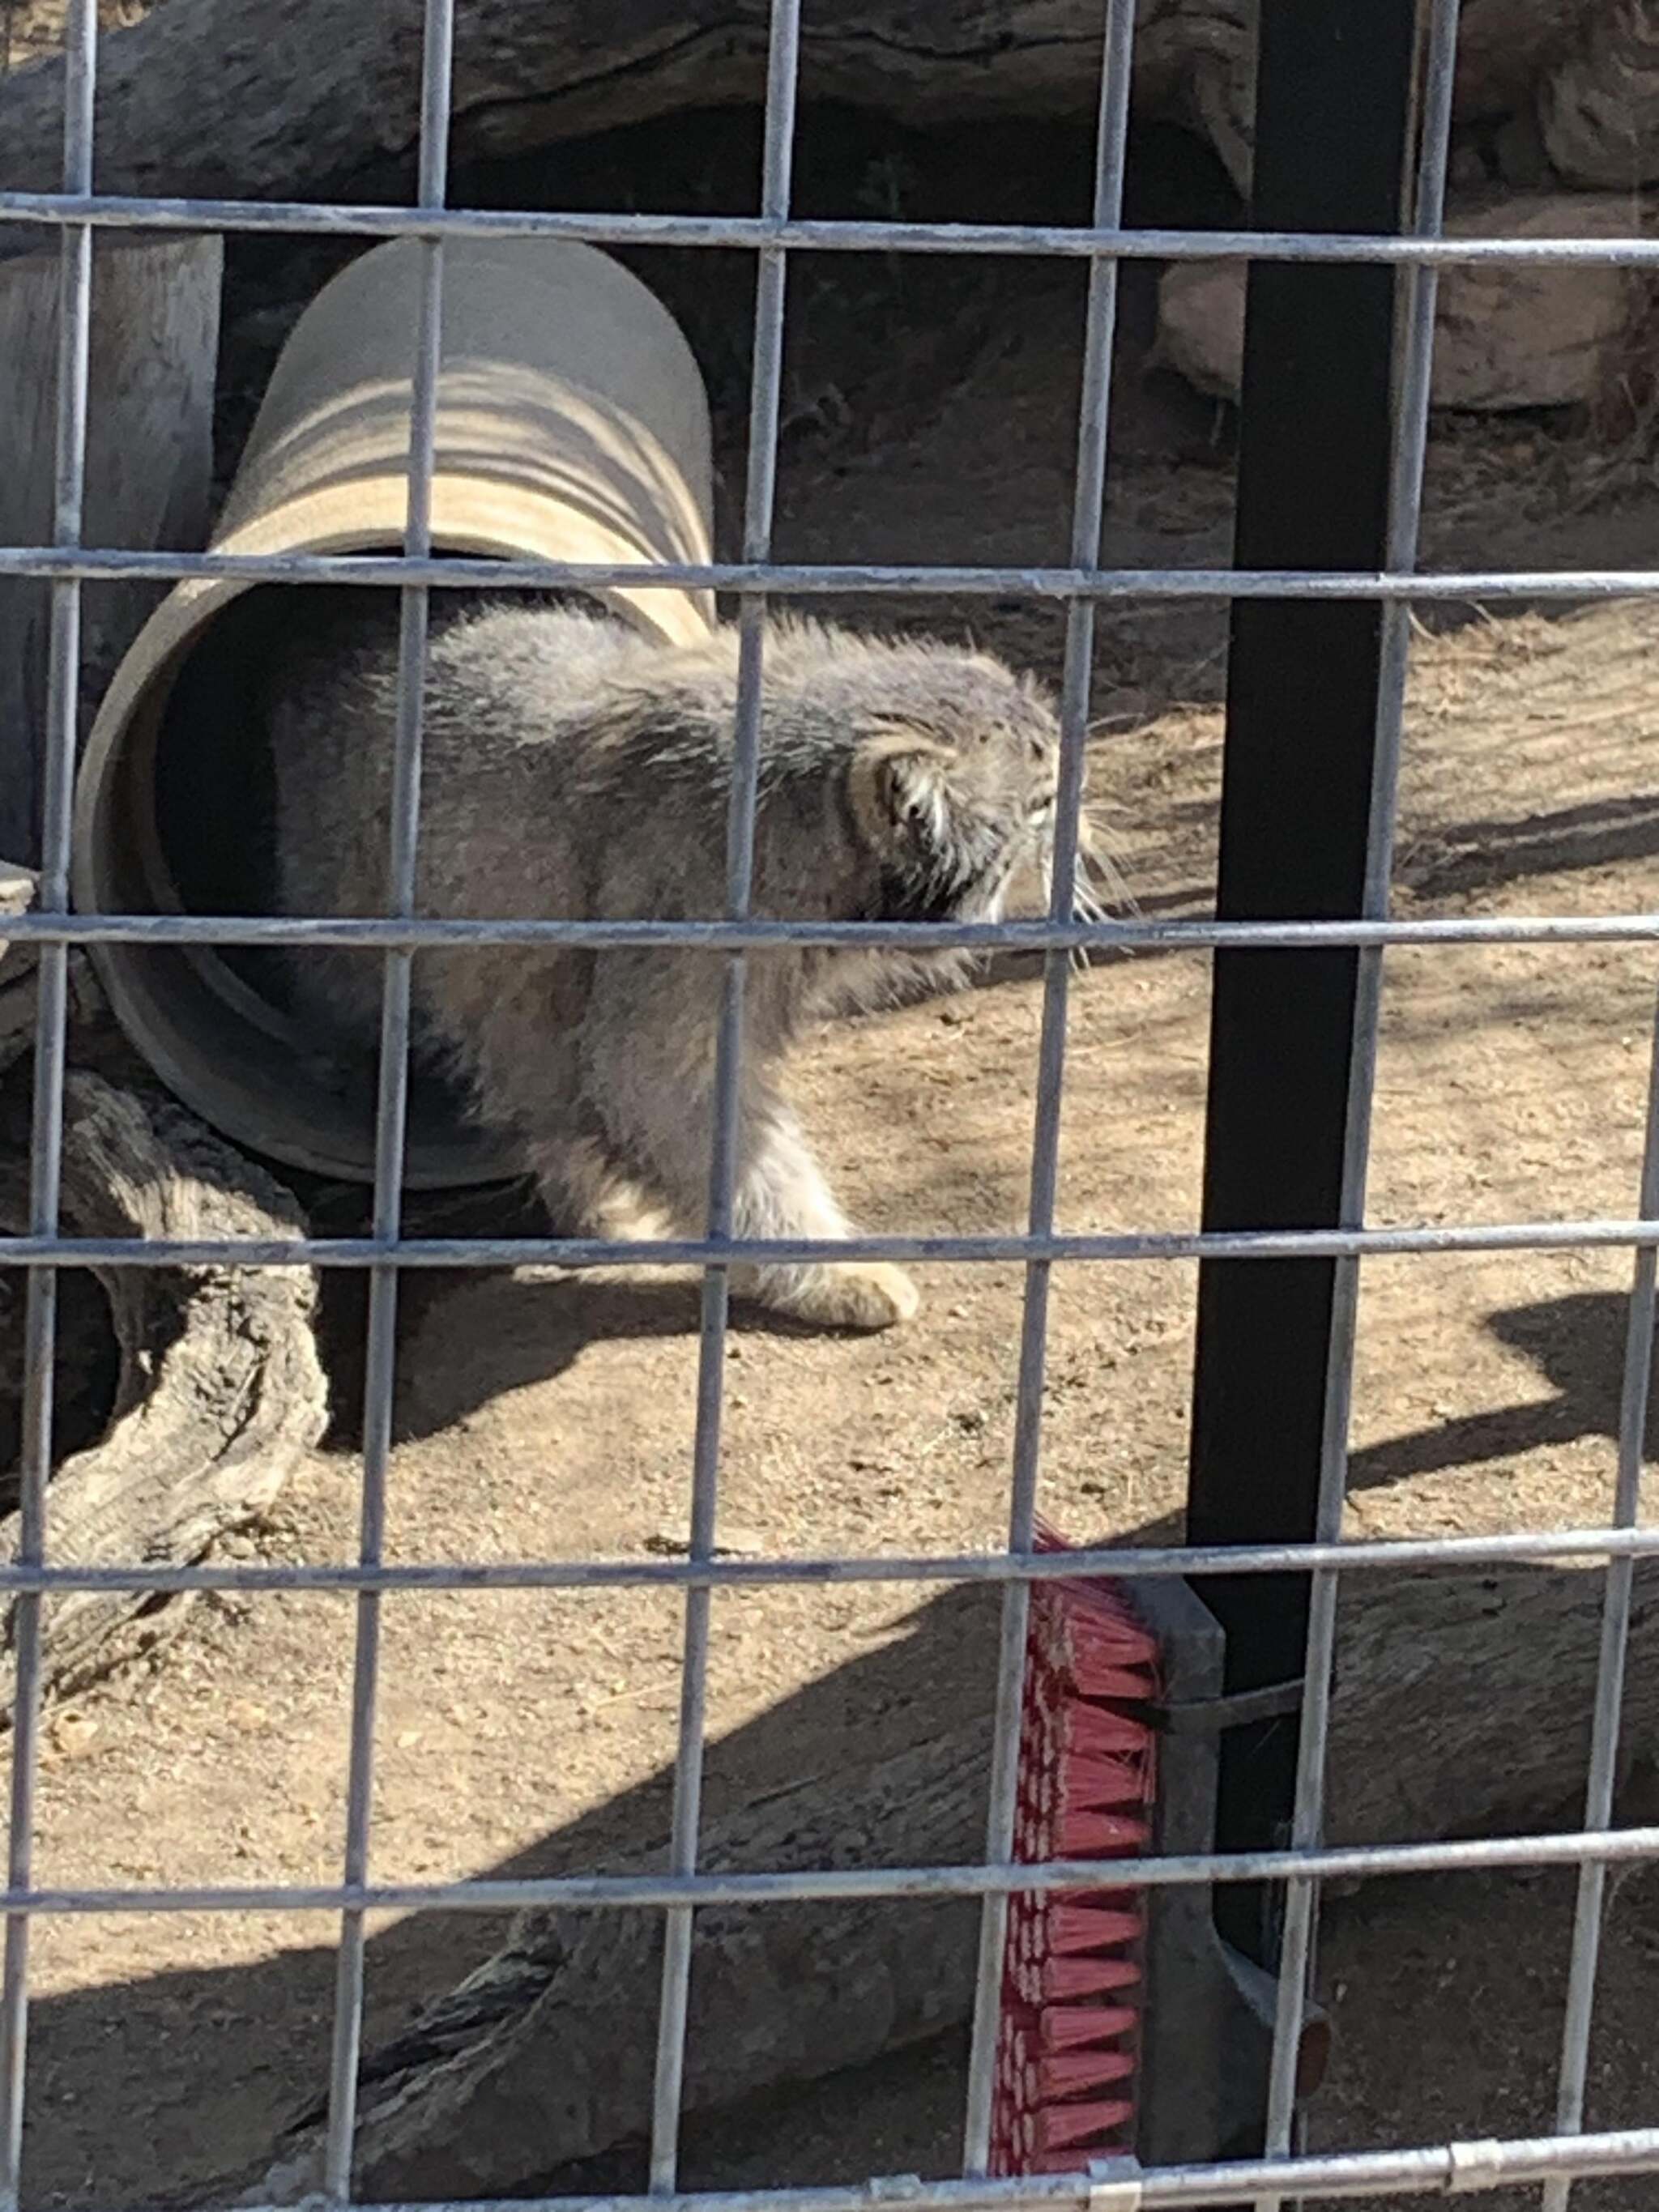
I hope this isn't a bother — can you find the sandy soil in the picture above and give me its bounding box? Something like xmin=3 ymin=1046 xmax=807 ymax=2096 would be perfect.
xmin=2 ymin=57 xmax=1659 ymax=2212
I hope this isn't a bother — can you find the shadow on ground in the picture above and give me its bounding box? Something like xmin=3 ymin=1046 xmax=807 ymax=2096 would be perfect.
xmin=18 ymin=1281 xmax=1653 ymax=2206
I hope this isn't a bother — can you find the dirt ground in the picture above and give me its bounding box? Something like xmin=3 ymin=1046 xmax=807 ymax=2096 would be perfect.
xmin=4 ymin=56 xmax=1659 ymax=2212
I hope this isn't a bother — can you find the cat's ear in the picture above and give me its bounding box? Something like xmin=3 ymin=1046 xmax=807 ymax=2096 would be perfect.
xmin=847 ymin=730 xmax=951 ymax=850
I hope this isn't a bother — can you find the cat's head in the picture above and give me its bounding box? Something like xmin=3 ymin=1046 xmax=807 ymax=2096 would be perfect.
xmin=834 ymin=637 xmax=1115 ymax=940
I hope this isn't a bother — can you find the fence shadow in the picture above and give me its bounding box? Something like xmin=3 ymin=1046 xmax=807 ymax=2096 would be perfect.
xmin=19 ymin=1284 xmax=1646 ymax=2207
xmin=1346 ymin=1290 xmax=1644 ymax=1492
xmin=23 ymin=1579 xmax=1003 ymax=2210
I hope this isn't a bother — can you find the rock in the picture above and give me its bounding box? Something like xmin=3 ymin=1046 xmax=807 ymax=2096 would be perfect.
xmin=1155 ymin=190 xmax=1650 ymax=414
xmin=1538 ymin=0 xmax=1659 ymax=188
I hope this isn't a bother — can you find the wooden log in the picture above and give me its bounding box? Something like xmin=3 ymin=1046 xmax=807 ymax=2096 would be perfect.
xmin=251 ymin=1545 xmax=1659 ymax=2201
xmin=1155 ymin=189 xmax=1650 ymax=412
xmin=0 ymin=232 xmax=220 ymax=865
xmin=0 ymin=0 xmax=1601 ymax=218
xmin=0 ymin=2 xmax=1627 ymax=435
xmin=0 ymin=879 xmax=327 ymax=1709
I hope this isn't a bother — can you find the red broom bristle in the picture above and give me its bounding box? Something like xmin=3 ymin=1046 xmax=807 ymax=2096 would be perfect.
xmin=1034 ymin=2098 xmax=1138 ymax=2150
xmin=1036 ymin=2048 xmax=1138 ymax=2099
xmin=1037 ymin=1954 xmax=1142 ymax=2003
xmin=1051 ymin=1808 xmax=1149 ymax=1855
xmin=1055 ymin=1705 xmax=1154 ymax=1758
xmin=987 ymin=1519 xmax=1161 ymax=2182
xmin=1056 ymin=1751 xmax=1148 ymax=1806
xmin=1039 ymin=2004 xmax=1141 ymax=2050
xmin=1047 ymin=1903 xmax=1142 ymax=1952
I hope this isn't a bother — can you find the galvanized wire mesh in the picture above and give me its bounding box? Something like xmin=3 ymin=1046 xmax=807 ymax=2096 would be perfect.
xmin=4 ymin=0 xmax=1659 ymax=2203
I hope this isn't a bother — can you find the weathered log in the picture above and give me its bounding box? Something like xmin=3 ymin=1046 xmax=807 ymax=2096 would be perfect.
xmin=1156 ymin=189 xmax=1650 ymax=412
xmin=0 ymin=0 xmax=1608 ymax=219
xmin=0 ymin=889 xmax=326 ymax=1711
xmin=254 ymin=1545 xmax=1659 ymax=2201
xmin=0 ymin=865 xmax=106 ymax=1079
xmin=0 ymin=232 xmax=220 ymax=865
xmin=0 ymin=1068 xmax=327 ymax=1712
xmin=0 ymin=867 xmax=36 ymax=1079
xmin=0 ymin=880 xmax=117 ymax=1466
xmin=258 ymin=1728 xmax=987 ymax=2206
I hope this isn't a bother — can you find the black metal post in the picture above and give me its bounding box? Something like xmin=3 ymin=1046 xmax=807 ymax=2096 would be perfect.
xmin=1184 ymin=0 xmax=1423 ymax=2038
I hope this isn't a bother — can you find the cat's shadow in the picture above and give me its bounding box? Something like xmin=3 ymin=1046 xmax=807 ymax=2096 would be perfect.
xmin=317 ymin=1219 xmax=873 ymax=1447
xmin=394 ymin=1269 xmax=704 ymax=1444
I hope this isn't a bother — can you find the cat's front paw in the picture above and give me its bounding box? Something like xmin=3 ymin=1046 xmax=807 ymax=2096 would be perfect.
xmin=817 ymin=1260 xmax=921 ymax=1331
xmin=747 ymin=1260 xmax=921 ymax=1332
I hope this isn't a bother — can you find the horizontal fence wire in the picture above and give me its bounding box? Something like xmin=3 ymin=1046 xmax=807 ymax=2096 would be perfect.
xmin=6 ymin=190 xmax=1659 ymax=267
xmin=11 ymin=547 xmax=1659 ymax=596
xmin=0 ymin=1518 xmax=1658 ymax=1591
xmin=5 ymin=0 xmax=1659 ymax=2198
xmin=15 ymin=910 xmax=1659 ymax=951
xmin=8 ymin=1816 xmax=1659 ymax=1916
xmin=122 ymin=2129 xmax=1659 ymax=2206
xmin=12 ymin=1217 xmax=1659 ymax=1267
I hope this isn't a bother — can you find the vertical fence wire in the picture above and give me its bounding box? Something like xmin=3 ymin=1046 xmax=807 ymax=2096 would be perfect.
xmin=1539 ymin=1045 xmax=1659 ymax=2212
xmin=319 ymin=0 xmax=455 ymax=2194
xmin=646 ymin=0 xmax=801 ymax=2188
xmin=958 ymin=0 xmax=1139 ymax=2174
xmin=1252 ymin=1 xmax=1461 ymax=2200
xmin=0 ymin=2 xmax=96 ymax=2201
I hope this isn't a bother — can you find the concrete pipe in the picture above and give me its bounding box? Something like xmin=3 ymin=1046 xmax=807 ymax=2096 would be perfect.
xmin=72 ymin=236 xmax=716 ymax=1187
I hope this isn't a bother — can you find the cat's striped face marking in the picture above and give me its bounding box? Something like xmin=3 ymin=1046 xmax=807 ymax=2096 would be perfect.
xmin=847 ymin=663 xmax=1117 ymax=944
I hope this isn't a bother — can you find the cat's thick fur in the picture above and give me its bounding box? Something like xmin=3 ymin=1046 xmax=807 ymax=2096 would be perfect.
xmin=267 ymin=590 xmax=1103 ymax=1331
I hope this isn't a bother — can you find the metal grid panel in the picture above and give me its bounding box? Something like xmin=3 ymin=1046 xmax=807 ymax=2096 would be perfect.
xmin=4 ymin=0 xmax=1658 ymax=2204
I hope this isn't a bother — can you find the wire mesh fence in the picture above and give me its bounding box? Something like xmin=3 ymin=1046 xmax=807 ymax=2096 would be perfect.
xmin=2 ymin=0 xmax=1659 ymax=2203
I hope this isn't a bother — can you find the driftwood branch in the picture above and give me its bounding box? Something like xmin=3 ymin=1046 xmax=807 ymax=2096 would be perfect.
xmin=254 ymin=1546 xmax=1659 ymax=2201
xmin=0 ymin=894 xmax=327 ymax=1715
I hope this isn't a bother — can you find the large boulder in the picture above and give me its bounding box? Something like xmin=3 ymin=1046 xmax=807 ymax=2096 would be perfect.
xmin=1155 ymin=191 xmax=1649 ymax=414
